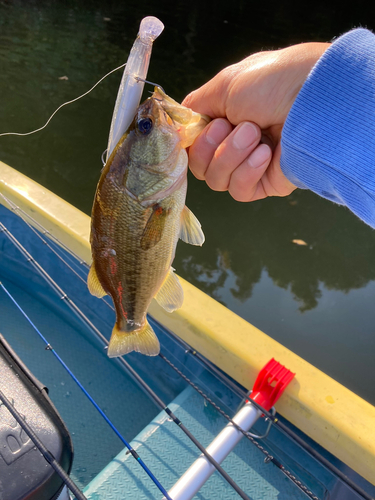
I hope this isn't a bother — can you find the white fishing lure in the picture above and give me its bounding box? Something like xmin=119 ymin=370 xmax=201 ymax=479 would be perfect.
xmin=0 ymin=16 xmax=164 ymax=146
xmin=106 ymin=16 xmax=164 ymax=161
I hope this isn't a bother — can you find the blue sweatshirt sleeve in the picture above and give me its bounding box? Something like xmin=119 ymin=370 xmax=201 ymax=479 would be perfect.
xmin=280 ymin=28 xmax=375 ymax=228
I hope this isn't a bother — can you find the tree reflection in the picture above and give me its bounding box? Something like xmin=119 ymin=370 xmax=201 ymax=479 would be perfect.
xmin=174 ymin=175 xmax=375 ymax=312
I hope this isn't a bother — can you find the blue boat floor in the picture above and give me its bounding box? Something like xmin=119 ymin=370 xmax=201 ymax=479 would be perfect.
xmin=84 ymin=386 xmax=307 ymax=500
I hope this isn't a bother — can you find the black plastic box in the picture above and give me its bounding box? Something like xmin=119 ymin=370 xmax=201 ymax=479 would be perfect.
xmin=0 ymin=334 xmax=73 ymax=500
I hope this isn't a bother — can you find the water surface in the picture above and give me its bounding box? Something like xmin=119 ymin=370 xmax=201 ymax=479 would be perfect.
xmin=1 ymin=0 xmax=375 ymax=404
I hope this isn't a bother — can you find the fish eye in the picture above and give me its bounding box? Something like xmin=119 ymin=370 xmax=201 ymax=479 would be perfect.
xmin=137 ymin=117 xmax=153 ymax=135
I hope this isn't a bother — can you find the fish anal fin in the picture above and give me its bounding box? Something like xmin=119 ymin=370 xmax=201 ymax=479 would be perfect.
xmin=107 ymin=320 xmax=160 ymax=357
xmin=141 ymin=204 xmax=171 ymax=251
xmin=179 ymin=206 xmax=205 ymax=246
xmin=155 ymin=268 xmax=184 ymax=312
xmin=87 ymin=263 xmax=107 ymax=298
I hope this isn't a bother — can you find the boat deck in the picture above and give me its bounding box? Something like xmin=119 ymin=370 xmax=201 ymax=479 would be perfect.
xmin=1 ymin=178 xmax=375 ymax=499
xmin=84 ymin=385 xmax=313 ymax=500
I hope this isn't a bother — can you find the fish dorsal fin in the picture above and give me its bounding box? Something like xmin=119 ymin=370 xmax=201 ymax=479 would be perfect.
xmin=107 ymin=320 xmax=160 ymax=357
xmin=179 ymin=206 xmax=205 ymax=246
xmin=141 ymin=204 xmax=170 ymax=251
xmin=155 ymin=268 xmax=184 ymax=313
xmin=87 ymin=263 xmax=107 ymax=298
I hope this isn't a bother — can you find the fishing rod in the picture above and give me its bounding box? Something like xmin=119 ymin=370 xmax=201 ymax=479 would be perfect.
xmin=0 ymin=281 xmax=173 ymax=500
xmin=159 ymin=352 xmax=319 ymax=500
xmin=2 ymin=202 xmax=370 ymax=500
xmin=0 ymin=203 xmax=327 ymax=500
xmin=0 ymin=194 xmax=115 ymax=314
xmin=0 ymin=387 xmax=87 ymax=500
xmin=109 ymin=346 xmax=253 ymax=500
xmin=0 ymin=193 xmax=90 ymax=267
xmin=0 ymin=221 xmax=252 ymax=500
xmin=160 ymin=339 xmax=375 ymax=500
xmin=5 ymin=201 xmax=366 ymax=499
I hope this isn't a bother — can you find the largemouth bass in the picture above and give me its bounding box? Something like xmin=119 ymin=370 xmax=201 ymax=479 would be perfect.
xmin=88 ymin=87 xmax=209 ymax=357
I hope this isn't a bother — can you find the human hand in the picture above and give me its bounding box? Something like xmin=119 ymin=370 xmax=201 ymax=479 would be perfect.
xmin=182 ymin=42 xmax=329 ymax=201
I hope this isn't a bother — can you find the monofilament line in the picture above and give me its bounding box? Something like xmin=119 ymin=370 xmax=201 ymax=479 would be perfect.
xmin=0 ymin=63 xmax=126 ymax=138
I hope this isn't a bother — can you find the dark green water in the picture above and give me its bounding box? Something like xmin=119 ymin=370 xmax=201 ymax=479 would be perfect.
xmin=1 ymin=0 xmax=375 ymax=404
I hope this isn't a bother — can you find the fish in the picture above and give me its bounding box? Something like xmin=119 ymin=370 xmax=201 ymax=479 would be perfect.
xmin=88 ymin=87 xmax=210 ymax=357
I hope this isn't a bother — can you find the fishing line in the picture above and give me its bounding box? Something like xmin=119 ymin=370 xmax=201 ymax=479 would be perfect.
xmin=0 ymin=63 xmax=126 ymax=138
xmin=0 ymin=281 xmax=173 ymax=500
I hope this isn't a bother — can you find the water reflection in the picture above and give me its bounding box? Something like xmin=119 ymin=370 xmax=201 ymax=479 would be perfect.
xmin=176 ymin=177 xmax=375 ymax=313
xmin=1 ymin=0 xmax=375 ymax=402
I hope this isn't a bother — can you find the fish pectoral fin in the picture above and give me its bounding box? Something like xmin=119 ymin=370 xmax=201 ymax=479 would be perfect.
xmin=141 ymin=204 xmax=170 ymax=251
xmin=87 ymin=263 xmax=107 ymax=298
xmin=179 ymin=206 xmax=205 ymax=246
xmin=155 ymin=268 xmax=184 ymax=313
xmin=107 ymin=321 xmax=160 ymax=357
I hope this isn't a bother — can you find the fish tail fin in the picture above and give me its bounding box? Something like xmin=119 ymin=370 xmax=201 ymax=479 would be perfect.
xmin=107 ymin=320 xmax=160 ymax=357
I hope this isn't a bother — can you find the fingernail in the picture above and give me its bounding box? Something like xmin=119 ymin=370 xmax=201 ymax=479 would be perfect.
xmin=233 ymin=122 xmax=258 ymax=150
xmin=181 ymin=92 xmax=193 ymax=107
xmin=248 ymin=144 xmax=271 ymax=168
xmin=205 ymin=119 xmax=230 ymax=145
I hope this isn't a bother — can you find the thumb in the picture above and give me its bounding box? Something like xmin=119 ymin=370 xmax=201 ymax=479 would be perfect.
xmin=182 ymin=69 xmax=232 ymax=118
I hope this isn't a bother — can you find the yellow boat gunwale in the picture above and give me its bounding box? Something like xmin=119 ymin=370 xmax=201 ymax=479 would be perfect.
xmin=1 ymin=160 xmax=374 ymax=485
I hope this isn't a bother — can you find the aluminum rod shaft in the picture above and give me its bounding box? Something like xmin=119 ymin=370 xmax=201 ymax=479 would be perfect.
xmin=166 ymin=403 xmax=261 ymax=500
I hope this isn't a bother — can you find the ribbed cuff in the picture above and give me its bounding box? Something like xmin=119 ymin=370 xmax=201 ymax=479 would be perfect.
xmin=280 ymin=28 xmax=375 ymax=227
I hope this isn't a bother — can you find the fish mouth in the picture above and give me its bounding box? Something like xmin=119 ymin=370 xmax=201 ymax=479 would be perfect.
xmin=140 ymin=89 xmax=187 ymax=128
